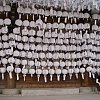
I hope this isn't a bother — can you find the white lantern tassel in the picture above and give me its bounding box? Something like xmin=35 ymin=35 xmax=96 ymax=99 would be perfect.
xmin=92 ymin=73 xmax=95 ymax=79
xmin=45 ymin=16 xmax=47 ymax=22
xmin=31 ymin=74 xmax=33 ymax=77
xmin=75 ymin=73 xmax=78 ymax=79
xmin=37 ymin=75 xmax=40 ymax=82
xmin=50 ymin=75 xmax=53 ymax=81
xmin=9 ymin=72 xmax=12 ymax=79
xmin=17 ymin=73 xmax=19 ymax=80
xmin=69 ymin=73 xmax=72 ymax=79
xmin=89 ymin=72 xmax=91 ymax=78
xmin=44 ymin=75 xmax=47 ymax=83
xmin=57 ymin=75 xmax=60 ymax=81
xmin=82 ymin=73 xmax=84 ymax=79
xmin=2 ymin=73 xmax=4 ymax=80
xmin=63 ymin=74 xmax=66 ymax=80
xmin=65 ymin=18 xmax=67 ymax=23
xmin=23 ymin=74 xmax=26 ymax=81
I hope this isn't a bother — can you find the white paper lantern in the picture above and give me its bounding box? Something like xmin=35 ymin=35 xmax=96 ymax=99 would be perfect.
xmin=22 ymin=68 xmax=28 ymax=81
xmin=13 ymin=50 xmax=20 ymax=57
xmin=36 ymin=69 xmax=42 ymax=82
xmin=2 ymin=35 xmax=8 ymax=41
xmin=28 ymin=60 xmax=34 ymax=67
xmin=29 ymin=69 xmax=35 ymax=77
xmin=30 ymin=21 xmax=36 ymax=28
xmin=15 ymin=19 xmax=22 ymax=26
xmin=15 ymin=68 xmax=21 ymax=80
xmin=41 ymin=61 xmax=47 ymax=67
xmin=17 ymin=43 xmax=23 ymax=50
xmin=39 ymin=53 xmax=45 ymax=59
xmin=4 ymin=18 xmax=11 ymax=25
xmin=80 ymin=67 xmax=85 ymax=79
xmin=0 ymin=19 xmax=4 ymax=26
xmin=68 ymin=69 xmax=74 ymax=79
xmin=74 ymin=68 xmax=80 ymax=79
xmin=0 ymin=50 xmax=6 ymax=57
xmin=49 ymin=69 xmax=55 ymax=81
xmin=42 ymin=69 xmax=48 ymax=82
xmin=33 ymin=53 xmax=39 ymax=59
xmin=29 ymin=29 xmax=35 ymax=36
xmin=24 ymin=43 xmax=30 ymax=50
xmin=62 ymin=69 xmax=68 ymax=80
xmin=55 ymin=69 xmax=61 ymax=81
xmin=46 ymin=53 xmax=52 ymax=59
xmin=15 ymin=59 xmax=21 ymax=65
xmin=7 ymin=65 xmax=14 ymax=79
xmin=0 ymin=67 xmax=6 ymax=80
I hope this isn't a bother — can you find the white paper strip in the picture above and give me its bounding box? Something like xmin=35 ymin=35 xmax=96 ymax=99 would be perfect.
xmin=37 ymin=75 xmax=40 ymax=82
xmin=9 ymin=72 xmax=12 ymax=79
xmin=75 ymin=73 xmax=78 ymax=79
xmin=50 ymin=74 xmax=53 ymax=81
xmin=2 ymin=73 xmax=4 ymax=80
xmin=82 ymin=73 xmax=84 ymax=79
xmin=57 ymin=75 xmax=60 ymax=81
xmin=17 ymin=73 xmax=19 ymax=80
xmin=44 ymin=75 xmax=47 ymax=83
xmin=89 ymin=72 xmax=91 ymax=78
xmin=23 ymin=74 xmax=26 ymax=81
xmin=63 ymin=74 xmax=66 ymax=80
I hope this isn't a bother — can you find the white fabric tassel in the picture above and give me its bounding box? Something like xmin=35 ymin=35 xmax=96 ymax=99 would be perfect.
xmin=44 ymin=75 xmax=47 ymax=83
xmin=81 ymin=73 xmax=84 ymax=79
xmin=57 ymin=75 xmax=60 ymax=81
xmin=19 ymin=14 xmax=21 ymax=19
xmin=74 ymin=18 xmax=76 ymax=23
xmin=92 ymin=73 xmax=95 ymax=79
xmin=58 ymin=17 xmax=60 ymax=23
xmin=15 ymin=35 xmax=18 ymax=40
xmin=45 ymin=17 xmax=47 ymax=22
xmin=63 ymin=74 xmax=66 ymax=80
xmin=3 ymin=0 xmax=6 ymax=6
xmin=31 ymin=74 xmax=33 ymax=77
xmin=22 ymin=65 xmax=25 ymax=69
xmin=50 ymin=75 xmax=53 ymax=81
xmin=37 ymin=75 xmax=40 ymax=82
xmin=6 ymin=12 xmax=8 ymax=17
xmin=38 ymin=26 xmax=41 ymax=30
xmin=65 ymin=18 xmax=67 ymax=23
xmin=96 ymin=79 xmax=98 ymax=83
xmin=89 ymin=72 xmax=91 ymax=78
xmin=96 ymin=79 xmax=100 ymax=86
xmin=50 ymin=7 xmax=53 ymax=15
xmin=75 ymin=73 xmax=78 ymax=79
xmin=2 ymin=73 xmax=4 ymax=80
xmin=32 ymin=15 xmax=34 ymax=20
xmin=11 ymin=46 xmax=13 ymax=52
xmin=95 ymin=20 xmax=97 ymax=25
xmin=27 ymin=14 xmax=28 ymax=20
xmin=71 ymin=18 xmax=73 ymax=23
xmin=17 ymin=73 xmax=19 ymax=80
xmin=69 ymin=73 xmax=72 ymax=79
xmin=23 ymin=74 xmax=26 ymax=81
xmin=9 ymin=72 xmax=12 ymax=79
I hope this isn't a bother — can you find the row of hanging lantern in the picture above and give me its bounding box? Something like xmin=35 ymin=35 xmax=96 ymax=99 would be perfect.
xmin=0 ymin=57 xmax=100 ymax=82
xmin=0 ymin=3 xmax=100 ymax=83
xmin=9 ymin=0 xmax=100 ymax=12
xmin=0 ymin=4 xmax=11 ymax=17
xmin=16 ymin=4 xmax=91 ymax=20
xmin=0 ymin=36 xmax=100 ymax=80
xmin=0 ymin=44 xmax=100 ymax=61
